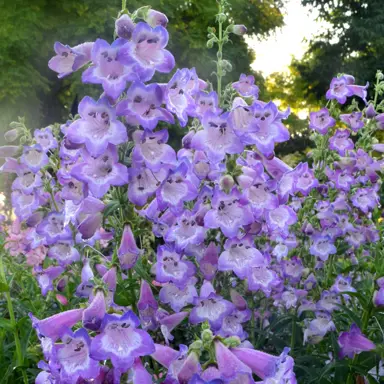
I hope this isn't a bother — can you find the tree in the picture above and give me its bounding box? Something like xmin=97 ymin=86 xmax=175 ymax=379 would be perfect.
xmin=291 ymin=0 xmax=384 ymax=102
xmin=0 ymin=0 xmax=284 ymax=137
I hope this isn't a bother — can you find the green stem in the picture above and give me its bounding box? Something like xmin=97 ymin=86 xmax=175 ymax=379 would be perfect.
xmin=122 ymin=0 xmax=126 ymax=11
xmin=0 ymin=253 xmax=28 ymax=384
xmin=290 ymin=314 xmax=296 ymax=356
xmin=128 ymin=269 xmax=136 ymax=312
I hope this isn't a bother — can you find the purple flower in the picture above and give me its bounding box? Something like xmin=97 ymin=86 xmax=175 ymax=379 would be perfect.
xmin=156 ymin=162 xmax=198 ymax=213
xmin=214 ymin=341 xmax=253 ymax=382
xmin=294 ymin=162 xmax=319 ymax=195
xmin=266 ymin=205 xmax=297 ymax=234
xmin=159 ymin=279 xmax=198 ymax=312
xmin=36 ymin=211 xmax=72 ymax=245
xmin=119 ymin=22 xmax=175 ymax=81
xmin=326 ymin=75 xmax=368 ymax=104
xmin=146 ymin=9 xmax=169 ymax=28
xmin=12 ymin=167 xmax=43 ymax=194
xmin=20 ymin=144 xmax=49 ymax=173
xmin=90 ymin=311 xmax=155 ymax=371
xmin=118 ymin=225 xmax=143 ymax=270
xmin=194 ymin=91 xmax=221 ymax=118
xmin=66 ymin=96 xmax=127 ymax=157
xmin=35 ymin=265 xmax=64 ymax=296
xmin=191 ymin=111 xmax=243 ymax=163
xmin=48 ymin=240 xmax=80 ymax=266
xmin=329 ymin=129 xmax=354 ymax=156
xmin=232 ymin=74 xmax=259 ymax=97
xmin=231 ymin=346 xmax=296 ymax=383
xmin=309 ymin=108 xmax=336 ymax=135
xmin=245 ymin=101 xmax=290 ymax=157
xmin=199 ymin=242 xmax=219 ymax=281
xmin=204 ymin=187 xmax=253 ymax=238
xmin=165 ymin=68 xmax=196 ymax=127
xmin=54 ymin=328 xmax=100 ymax=381
xmin=30 ymin=308 xmax=84 ymax=341
xmin=338 ymin=324 xmax=375 ymax=359
xmin=117 ymin=81 xmax=174 ymax=130
xmin=82 ymin=38 xmax=137 ymax=99
xmin=245 ymin=179 xmax=279 ymax=217
xmin=228 ymin=97 xmax=258 ymax=138
xmin=247 ymin=265 xmax=280 ymax=297
xmin=165 ymin=210 xmax=206 ymax=252
xmin=155 ymin=244 xmax=196 ymax=288
xmin=83 ymin=290 xmax=106 ymax=331
xmin=34 ymin=127 xmax=58 ymax=151
xmin=350 ymin=187 xmax=379 ymax=213
xmin=127 ymin=166 xmax=167 ymax=206
xmin=132 ymin=129 xmax=176 ymax=172
xmin=71 ymin=145 xmax=128 ymax=198
xmin=316 ymin=290 xmax=341 ymax=312
xmin=218 ymin=236 xmax=265 ymax=279
xmin=115 ymin=14 xmax=135 ymax=40
xmin=331 ymin=275 xmax=356 ymax=298
xmin=190 ymin=281 xmax=235 ymax=330
xmin=137 ymin=280 xmax=158 ymax=331
xmin=340 ymin=112 xmax=364 ymax=132
xmin=48 ymin=41 xmax=93 ymax=78
xmin=282 ymin=257 xmax=303 ymax=283
xmin=309 ymin=235 xmax=337 ymax=261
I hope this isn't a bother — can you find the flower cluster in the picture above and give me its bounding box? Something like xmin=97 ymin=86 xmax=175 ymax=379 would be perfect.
xmin=0 ymin=2 xmax=383 ymax=384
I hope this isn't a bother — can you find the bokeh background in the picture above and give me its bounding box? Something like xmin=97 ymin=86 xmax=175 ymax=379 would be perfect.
xmin=0 ymin=0 xmax=383 ymax=195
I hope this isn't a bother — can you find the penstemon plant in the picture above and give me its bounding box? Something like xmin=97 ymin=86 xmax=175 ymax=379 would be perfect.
xmin=0 ymin=1 xmax=384 ymax=383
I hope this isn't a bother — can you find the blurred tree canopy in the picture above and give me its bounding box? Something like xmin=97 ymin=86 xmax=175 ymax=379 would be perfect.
xmin=0 ymin=0 xmax=285 ymax=135
xmin=291 ymin=0 xmax=384 ymax=102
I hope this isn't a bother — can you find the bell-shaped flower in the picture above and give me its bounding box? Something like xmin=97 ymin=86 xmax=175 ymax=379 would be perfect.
xmin=189 ymin=281 xmax=235 ymax=330
xmin=309 ymin=235 xmax=337 ymax=261
xmin=36 ymin=211 xmax=72 ymax=245
xmin=351 ymin=187 xmax=379 ymax=213
xmin=204 ymin=187 xmax=254 ymax=238
xmin=71 ymin=145 xmax=128 ymax=198
xmin=117 ymin=81 xmax=174 ymax=130
xmin=118 ymin=225 xmax=143 ymax=270
xmin=218 ymin=236 xmax=265 ymax=279
xmin=309 ymin=108 xmax=335 ymax=135
xmin=119 ymin=22 xmax=175 ymax=81
xmin=154 ymin=244 xmax=196 ymax=288
xmin=54 ymin=328 xmax=100 ymax=381
xmin=340 ymin=111 xmax=364 ymax=132
xmin=20 ymin=144 xmax=49 ymax=173
xmin=326 ymin=75 xmax=368 ymax=104
xmin=247 ymin=265 xmax=280 ymax=297
xmin=338 ymin=324 xmax=375 ymax=359
xmin=48 ymin=41 xmax=93 ymax=78
xmin=34 ymin=127 xmax=58 ymax=151
xmin=29 ymin=308 xmax=84 ymax=341
xmin=231 ymin=346 xmax=297 ymax=383
xmin=199 ymin=242 xmax=219 ymax=281
xmin=66 ymin=96 xmax=128 ymax=157
xmin=156 ymin=162 xmax=198 ymax=214
xmin=191 ymin=111 xmax=243 ymax=163
xmin=132 ymin=129 xmax=176 ymax=172
xmin=90 ymin=310 xmax=155 ymax=372
xmin=232 ymin=74 xmax=259 ymax=97
xmin=48 ymin=240 xmax=80 ymax=266
xmin=82 ymin=290 xmax=106 ymax=331
xmin=82 ymin=38 xmax=137 ymax=99
xmin=194 ymin=91 xmax=221 ymax=118
xmin=266 ymin=205 xmax=297 ymax=235
xmin=329 ymin=129 xmax=354 ymax=155
xmin=137 ymin=280 xmax=158 ymax=331
xmin=159 ymin=278 xmax=198 ymax=312
xmin=165 ymin=210 xmax=206 ymax=252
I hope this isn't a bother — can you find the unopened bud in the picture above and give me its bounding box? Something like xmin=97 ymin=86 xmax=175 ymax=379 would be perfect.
xmin=115 ymin=14 xmax=135 ymax=40
xmin=56 ymin=294 xmax=68 ymax=306
xmin=217 ymin=13 xmax=227 ymax=23
xmin=146 ymin=9 xmax=168 ymax=28
xmin=228 ymin=24 xmax=247 ymax=36
xmin=221 ymin=59 xmax=232 ymax=72
xmin=201 ymin=329 xmax=213 ymax=342
xmin=372 ymin=144 xmax=384 ymax=153
xmin=219 ymin=174 xmax=234 ymax=191
xmin=223 ymin=336 xmax=241 ymax=348
xmin=189 ymin=340 xmax=203 ymax=352
xmin=207 ymin=39 xmax=215 ymax=49
xmin=365 ymin=103 xmax=376 ymax=118
xmin=4 ymin=128 xmax=19 ymax=143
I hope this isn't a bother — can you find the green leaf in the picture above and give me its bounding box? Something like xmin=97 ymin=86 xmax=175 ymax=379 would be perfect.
xmin=0 ymin=318 xmax=13 ymax=332
xmin=0 ymin=282 xmax=9 ymax=292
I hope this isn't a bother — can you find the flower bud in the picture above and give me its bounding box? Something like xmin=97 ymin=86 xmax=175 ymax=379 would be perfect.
xmin=223 ymin=336 xmax=241 ymax=348
xmin=221 ymin=59 xmax=232 ymax=72
xmin=0 ymin=145 xmax=19 ymax=158
xmin=372 ymin=144 xmax=384 ymax=153
xmin=4 ymin=128 xmax=19 ymax=143
xmin=217 ymin=13 xmax=227 ymax=23
xmin=365 ymin=103 xmax=376 ymax=118
xmin=115 ymin=14 xmax=135 ymax=40
xmin=146 ymin=9 xmax=168 ymax=28
xmin=201 ymin=328 xmax=213 ymax=343
xmin=228 ymin=24 xmax=247 ymax=36
xmin=219 ymin=174 xmax=234 ymax=191
xmin=189 ymin=340 xmax=203 ymax=352
xmin=206 ymin=38 xmax=215 ymax=48
xmin=56 ymin=294 xmax=68 ymax=306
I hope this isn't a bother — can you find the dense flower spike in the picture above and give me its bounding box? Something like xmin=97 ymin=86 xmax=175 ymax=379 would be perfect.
xmin=2 ymin=3 xmax=384 ymax=383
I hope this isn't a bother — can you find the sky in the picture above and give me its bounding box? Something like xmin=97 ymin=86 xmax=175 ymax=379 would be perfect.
xmin=245 ymin=0 xmax=328 ymax=77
